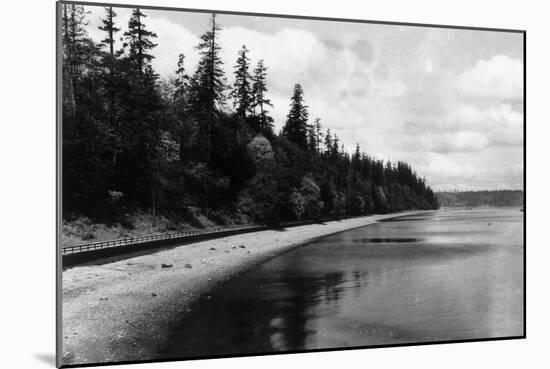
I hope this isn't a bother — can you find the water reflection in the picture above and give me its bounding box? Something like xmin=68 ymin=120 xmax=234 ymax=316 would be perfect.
xmin=161 ymin=208 xmax=523 ymax=359
xmin=161 ymin=269 xmax=355 ymax=357
xmin=354 ymin=237 xmax=424 ymax=243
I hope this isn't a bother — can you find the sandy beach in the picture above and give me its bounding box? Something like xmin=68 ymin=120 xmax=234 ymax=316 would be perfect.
xmin=62 ymin=211 xmax=424 ymax=365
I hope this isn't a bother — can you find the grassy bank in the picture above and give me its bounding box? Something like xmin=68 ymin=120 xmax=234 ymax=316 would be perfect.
xmin=62 ymin=209 xmax=249 ymax=247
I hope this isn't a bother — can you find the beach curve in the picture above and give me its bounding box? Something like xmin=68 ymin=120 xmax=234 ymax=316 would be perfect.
xmin=61 ymin=211 xmax=426 ymax=365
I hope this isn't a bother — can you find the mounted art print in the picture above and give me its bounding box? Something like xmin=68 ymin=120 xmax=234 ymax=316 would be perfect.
xmin=57 ymin=1 xmax=525 ymax=367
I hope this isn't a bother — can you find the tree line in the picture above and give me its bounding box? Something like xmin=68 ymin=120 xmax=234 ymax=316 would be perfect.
xmin=436 ymin=190 xmax=523 ymax=208
xmin=62 ymin=4 xmax=438 ymax=226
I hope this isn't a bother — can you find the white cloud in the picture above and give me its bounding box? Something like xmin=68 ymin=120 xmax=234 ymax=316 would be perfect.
xmin=401 ymin=102 xmax=523 ymax=155
xmin=375 ymin=79 xmax=407 ymax=98
xmin=433 ymin=131 xmax=490 ymax=153
xmin=444 ymin=104 xmax=523 ymax=147
xmin=146 ymin=17 xmax=201 ymax=78
xmin=219 ymin=26 xmax=334 ymax=102
xmin=423 ymin=59 xmax=434 ymax=74
xmin=411 ymin=150 xmax=523 ymax=191
xmin=399 ymin=152 xmax=477 ymax=184
xmin=399 ymin=130 xmax=489 ymax=154
xmin=455 ymin=55 xmax=523 ymax=100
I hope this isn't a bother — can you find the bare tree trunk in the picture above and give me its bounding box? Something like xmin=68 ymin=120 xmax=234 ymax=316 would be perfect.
xmin=152 ymin=187 xmax=156 ymax=226
xmin=137 ymin=10 xmax=143 ymax=73
xmin=206 ymin=14 xmax=217 ymax=162
xmin=260 ymin=99 xmax=265 ymax=131
xmin=179 ymin=133 xmax=185 ymax=162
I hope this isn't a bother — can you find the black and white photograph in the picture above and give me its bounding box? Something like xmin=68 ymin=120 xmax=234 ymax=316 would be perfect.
xmin=56 ymin=0 xmax=525 ymax=367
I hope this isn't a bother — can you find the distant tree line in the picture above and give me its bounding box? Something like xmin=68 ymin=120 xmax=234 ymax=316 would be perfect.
xmin=62 ymin=5 xmax=438 ymax=225
xmin=436 ymin=190 xmax=523 ymax=208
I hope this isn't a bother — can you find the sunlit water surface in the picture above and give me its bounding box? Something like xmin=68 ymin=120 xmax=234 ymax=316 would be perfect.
xmin=161 ymin=208 xmax=524 ymax=358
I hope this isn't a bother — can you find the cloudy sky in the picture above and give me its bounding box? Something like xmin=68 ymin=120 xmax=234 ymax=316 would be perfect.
xmin=83 ymin=5 xmax=524 ymax=191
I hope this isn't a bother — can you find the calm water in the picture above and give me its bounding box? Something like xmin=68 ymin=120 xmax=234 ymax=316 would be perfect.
xmin=162 ymin=208 xmax=524 ymax=358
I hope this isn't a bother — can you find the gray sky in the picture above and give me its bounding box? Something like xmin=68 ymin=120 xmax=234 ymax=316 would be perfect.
xmin=84 ymin=5 xmax=524 ymax=191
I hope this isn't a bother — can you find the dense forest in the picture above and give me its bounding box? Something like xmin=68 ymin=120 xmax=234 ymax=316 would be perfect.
xmin=61 ymin=5 xmax=438 ymax=229
xmin=436 ymin=190 xmax=523 ymax=208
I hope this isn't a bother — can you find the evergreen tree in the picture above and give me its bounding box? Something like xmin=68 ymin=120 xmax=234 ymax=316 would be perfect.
xmin=174 ymin=53 xmax=190 ymax=103
xmin=62 ymin=4 xmax=115 ymax=216
xmin=190 ymin=14 xmax=227 ymax=114
xmin=352 ymin=143 xmax=361 ymax=171
xmin=62 ymin=4 xmax=93 ymax=114
xmin=62 ymin=4 xmax=76 ymax=113
xmin=282 ymin=83 xmax=309 ymax=148
xmin=251 ymin=59 xmax=274 ymax=132
xmin=172 ymin=53 xmax=194 ymax=162
xmin=307 ymin=123 xmax=317 ymax=153
xmin=123 ymin=8 xmax=158 ymax=74
xmin=190 ymin=14 xmax=227 ymax=160
xmin=332 ymin=134 xmax=340 ymax=159
xmin=230 ymin=45 xmax=252 ymax=118
xmin=324 ymin=129 xmax=333 ymax=155
xmin=114 ymin=8 xmax=163 ymax=214
xmin=98 ymin=6 xmax=120 ymax=69
xmin=61 ymin=4 xmax=102 ymax=127
xmin=63 ymin=4 xmax=91 ymax=69
xmin=98 ymin=6 xmax=121 ymax=163
xmin=385 ymin=161 xmax=395 ymax=183
xmin=314 ymin=118 xmax=323 ymax=154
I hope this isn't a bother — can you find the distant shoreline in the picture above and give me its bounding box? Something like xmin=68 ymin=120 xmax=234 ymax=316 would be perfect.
xmin=439 ymin=205 xmax=523 ymax=208
xmin=436 ymin=190 xmax=523 ymax=208
xmin=61 ymin=210 xmax=428 ymax=365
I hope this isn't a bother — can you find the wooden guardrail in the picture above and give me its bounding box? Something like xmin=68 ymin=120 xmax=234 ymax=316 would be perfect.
xmin=62 ymin=223 xmax=259 ymax=255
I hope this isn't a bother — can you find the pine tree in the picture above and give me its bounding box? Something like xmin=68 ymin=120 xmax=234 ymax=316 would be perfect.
xmin=98 ymin=6 xmax=120 ymax=70
xmin=123 ymin=8 xmax=158 ymax=74
xmin=172 ymin=53 xmax=192 ymax=162
xmin=191 ymin=14 xmax=227 ymax=115
xmin=307 ymin=123 xmax=317 ymax=153
xmin=113 ymin=9 xmax=163 ymax=217
xmin=64 ymin=4 xmax=90 ymax=69
xmin=352 ymin=143 xmax=361 ymax=171
xmin=324 ymin=129 xmax=333 ymax=155
xmin=174 ymin=53 xmax=190 ymax=103
xmin=251 ymin=59 xmax=274 ymax=132
xmin=230 ymin=45 xmax=252 ymax=118
xmin=282 ymin=83 xmax=309 ymax=148
xmin=62 ymin=4 xmax=115 ymax=216
xmin=98 ymin=6 xmax=121 ymax=153
xmin=313 ymin=118 xmax=323 ymax=154
xmin=62 ymin=4 xmax=92 ymax=114
xmin=190 ymin=14 xmax=227 ymax=160
xmin=332 ymin=134 xmax=340 ymax=159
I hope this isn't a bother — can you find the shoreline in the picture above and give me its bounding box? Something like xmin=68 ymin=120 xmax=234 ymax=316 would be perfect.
xmin=61 ymin=210 xmax=429 ymax=365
